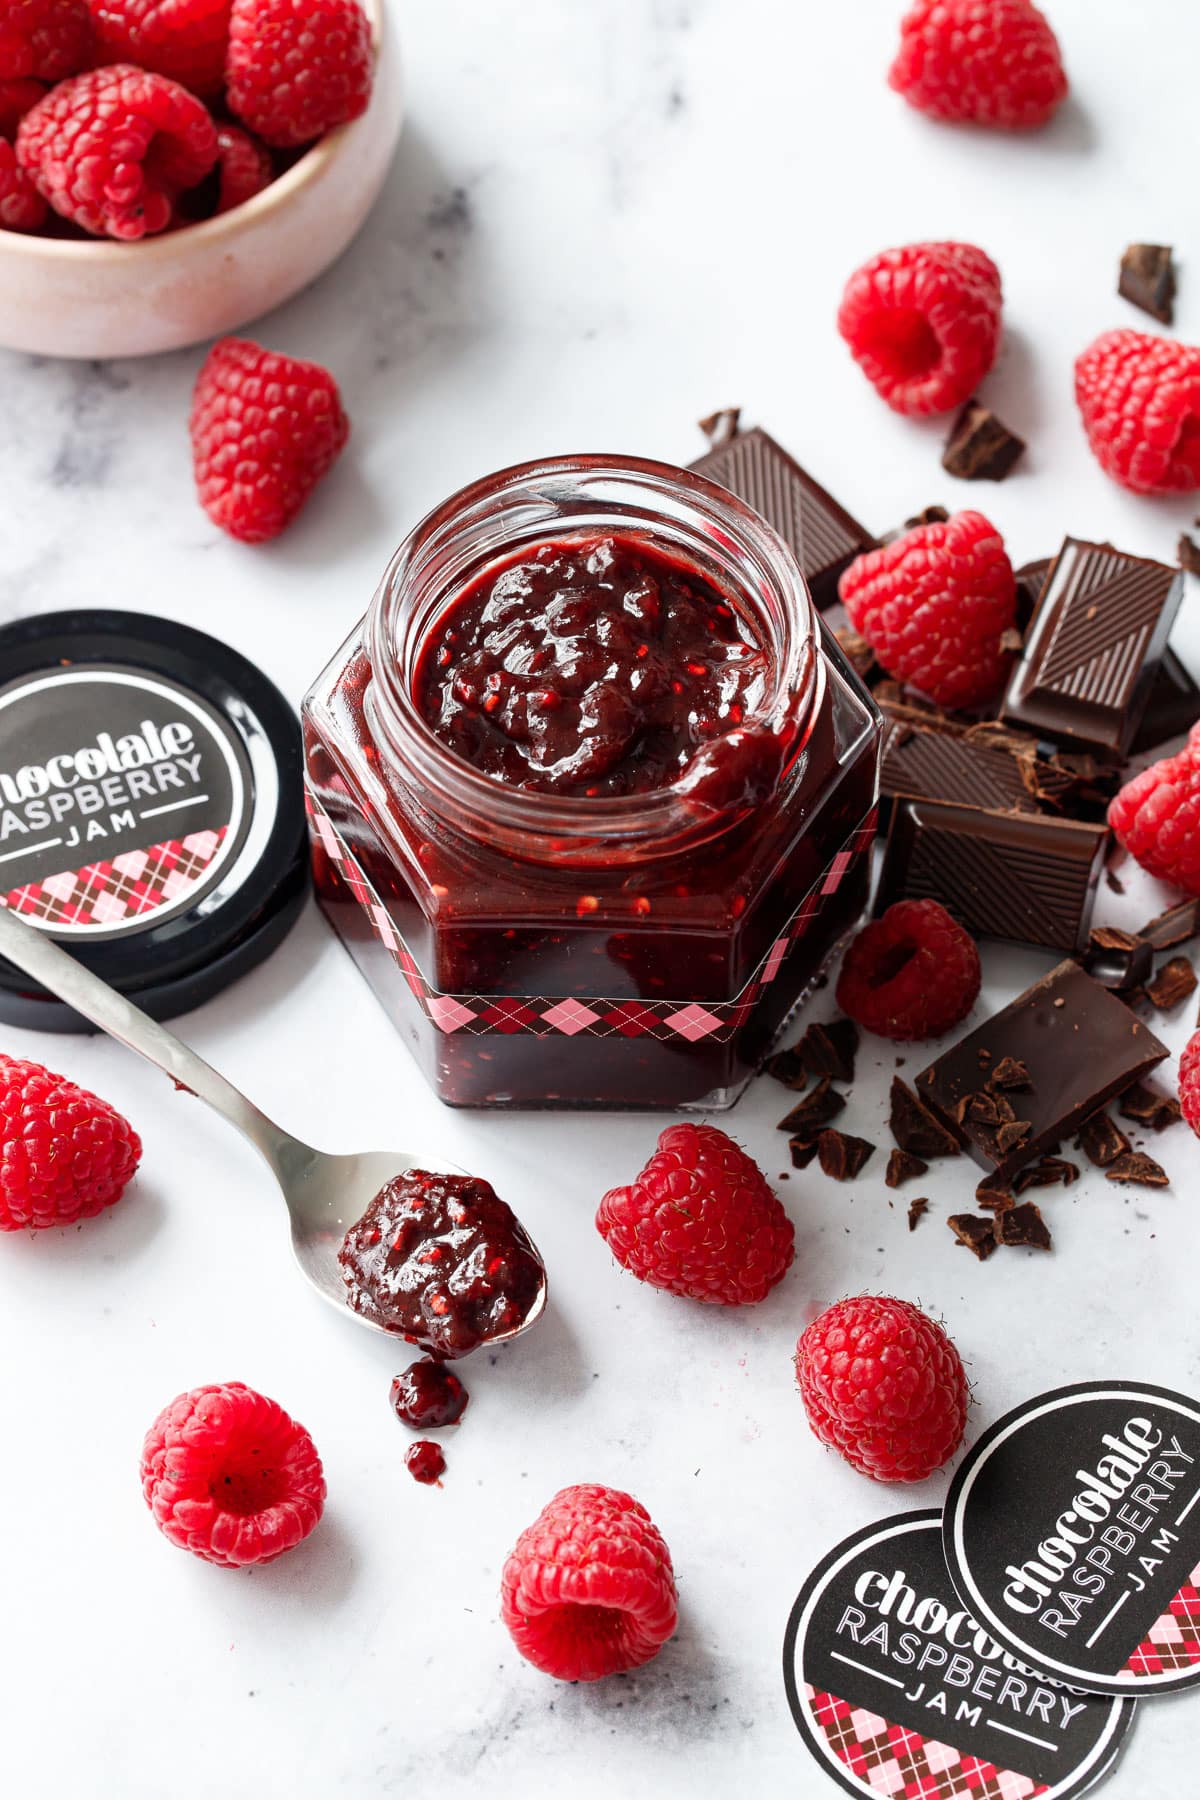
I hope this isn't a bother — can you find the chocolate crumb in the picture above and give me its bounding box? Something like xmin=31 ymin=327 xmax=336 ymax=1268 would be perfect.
xmin=1118 ymin=1082 xmax=1182 ymax=1131
xmin=762 ymin=1046 xmax=809 ymax=1092
xmin=988 ymin=1056 xmax=1032 ymax=1092
xmin=948 ymin=1214 xmax=997 ymax=1260
xmin=886 ymin=1148 xmax=929 ymax=1189
xmin=1106 ymin=868 xmax=1126 ymax=896
xmin=975 ymin=1174 xmax=1014 ymax=1211
xmin=1077 ymin=1111 xmax=1132 ymax=1168
xmin=1145 ymin=956 xmax=1197 ymax=1011
xmin=697 ymin=407 xmax=741 ymax=448
xmin=994 ymin=1201 xmax=1053 ymax=1251
xmin=816 ymin=1129 xmax=875 ymax=1181
xmin=1014 ymin=1157 xmax=1080 ymax=1193
xmin=1137 ymin=898 xmax=1200 ymax=952
xmin=889 ymin=1076 xmax=961 ymax=1158
xmin=834 ymin=627 xmax=881 ymax=683
xmin=1106 ymin=1150 xmax=1170 ymax=1187
xmin=789 ymin=1136 xmax=819 ymax=1171
xmin=942 ymin=399 xmax=1026 ymax=482
xmin=1118 ymin=243 xmax=1176 ymax=325
xmin=778 ymin=1076 xmax=845 ymax=1135
xmin=1179 ymin=534 xmax=1200 ymax=578
xmin=904 ymin=504 xmax=950 ymax=531
xmin=994 ymin=1119 xmax=1034 ymax=1155
xmin=907 ymin=1197 xmax=930 ymax=1231
xmin=799 ymin=1018 xmax=859 ymax=1084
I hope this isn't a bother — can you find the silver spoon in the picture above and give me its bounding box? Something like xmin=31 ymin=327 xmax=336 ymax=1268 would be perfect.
xmin=0 ymin=905 xmax=547 ymax=1347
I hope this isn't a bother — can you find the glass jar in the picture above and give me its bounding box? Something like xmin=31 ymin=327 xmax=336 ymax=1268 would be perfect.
xmin=302 ymin=456 xmax=881 ymax=1110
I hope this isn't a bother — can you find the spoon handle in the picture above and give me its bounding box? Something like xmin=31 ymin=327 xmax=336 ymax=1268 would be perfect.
xmin=0 ymin=905 xmax=302 ymax=1175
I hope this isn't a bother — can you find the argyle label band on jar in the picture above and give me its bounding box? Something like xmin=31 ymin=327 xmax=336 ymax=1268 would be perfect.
xmin=784 ymin=1511 xmax=1135 ymax=1800
xmin=305 ymin=787 xmax=877 ymax=1043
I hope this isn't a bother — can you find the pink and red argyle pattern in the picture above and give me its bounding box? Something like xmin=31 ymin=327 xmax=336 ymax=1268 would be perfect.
xmin=306 ymin=788 xmax=876 ymax=1042
xmin=805 ymin=1685 xmax=1048 ymax=1800
xmin=0 ymin=828 xmax=228 ymax=930
xmin=1121 ymin=1562 xmax=1200 ymax=1678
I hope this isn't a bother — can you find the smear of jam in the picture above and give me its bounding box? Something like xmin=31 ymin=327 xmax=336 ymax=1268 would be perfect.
xmin=390 ymin=1358 xmax=469 ymax=1429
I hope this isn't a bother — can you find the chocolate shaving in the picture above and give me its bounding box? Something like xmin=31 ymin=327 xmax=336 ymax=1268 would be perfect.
xmin=1179 ymin=534 xmax=1200 ymax=578
xmin=994 ymin=1201 xmax=1053 ymax=1251
xmin=1014 ymin=1157 xmax=1079 ymax=1193
xmin=789 ymin=1136 xmax=819 ymax=1170
xmin=994 ymin=1119 xmax=1033 ymax=1155
xmin=904 ymin=504 xmax=950 ymax=531
xmin=1083 ymin=927 xmax=1154 ymax=994
xmin=975 ymin=1173 xmax=1014 ymax=1211
xmin=816 ymin=1129 xmax=875 ymax=1181
xmin=889 ymin=1077 xmax=960 ymax=1158
xmin=799 ymin=1018 xmax=859 ymax=1084
xmin=697 ymin=407 xmax=741 ymax=448
xmin=1118 ymin=1082 xmax=1182 ymax=1131
xmin=988 ymin=1056 xmax=1032 ymax=1092
xmin=1137 ymin=899 xmax=1200 ymax=952
xmin=834 ymin=627 xmax=881 ymax=683
xmin=942 ymin=399 xmax=1026 ymax=482
xmin=762 ymin=1046 xmax=809 ymax=1092
xmin=1106 ymin=1150 xmax=1170 ymax=1187
xmin=778 ymin=1077 xmax=844 ymax=1135
xmin=948 ymin=1214 xmax=997 ymax=1261
xmin=1119 ymin=243 xmax=1176 ymax=325
xmin=907 ymin=1197 xmax=930 ymax=1231
xmin=886 ymin=1148 xmax=929 ymax=1189
xmin=1077 ymin=1111 xmax=1131 ymax=1167
xmin=1145 ymin=956 xmax=1197 ymax=1011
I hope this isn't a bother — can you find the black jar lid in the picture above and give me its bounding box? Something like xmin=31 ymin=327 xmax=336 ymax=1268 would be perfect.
xmin=0 ymin=609 xmax=308 ymax=1032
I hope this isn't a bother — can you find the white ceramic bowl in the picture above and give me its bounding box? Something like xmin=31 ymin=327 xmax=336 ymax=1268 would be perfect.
xmin=0 ymin=0 xmax=402 ymax=360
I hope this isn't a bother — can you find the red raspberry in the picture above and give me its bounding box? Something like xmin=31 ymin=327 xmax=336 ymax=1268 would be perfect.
xmin=226 ymin=0 xmax=373 ymax=150
xmin=837 ymin=241 xmax=1002 ymax=416
xmin=190 ymin=336 xmax=350 ymax=542
xmin=596 ymin=1123 xmax=794 ymax=1306
xmin=0 ymin=0 xmax=92 ymax=81
xmin=1075 ymin=329 xmax=1200 ymax=495
xmin=141 ymin=1382 xmax=326 ymax=1567
xmin=889 ymin=0 xmax=1067 ymax=131
xmin=0 ymin=74 xmax=43 ymax=132
xmin=1179 ymin=1031 xmax=1200 ymax=1138
xmin=17 ymin=64 xmax=217 ymax=238
xmin=837 ymin=900 xmax=981 ymax=1041
xmin=501 ymin=1484 xmax=678 ymax=1681
xmin=211 ymin=120 xmax=271 ymax=211
xmin=838 ymin=509 xmax=1016 ymax=709
xmin=0 ymin=1054 xmax=141 ymax=1231
xmin=87 ymin=0 xmax=231 ymax=96
xmin=795 ymin=1295 xmax=969 ymax=1483
xmin=1108 ymin=722 xmax=1200 ymax=895
xmin=0 ymin=131 xmax=43 ymax=228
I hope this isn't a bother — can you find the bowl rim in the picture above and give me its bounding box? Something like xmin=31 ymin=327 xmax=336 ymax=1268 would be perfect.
xmin=0 ymin=0 xmax=388 ymax=265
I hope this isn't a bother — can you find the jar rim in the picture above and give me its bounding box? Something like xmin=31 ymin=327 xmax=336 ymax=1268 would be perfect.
xmin=365 ymin=454 xmax=821 ymax=861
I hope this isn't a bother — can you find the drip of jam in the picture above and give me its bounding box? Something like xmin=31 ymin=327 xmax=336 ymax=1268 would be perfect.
xmin=337 ymin=1169 xmax=543 ymax=1358
xmin=415 ymin=534 xmax=785 ymax=808
xmin=405 ymin=1440 xmax=446 ymax=1485
xmin=390 ymin=1358 xmax=469 ymax=1429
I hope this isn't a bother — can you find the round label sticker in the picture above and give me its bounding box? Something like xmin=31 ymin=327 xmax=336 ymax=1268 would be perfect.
xmin=945 ymin=1382 xmax=1200 ymax=1697
xmin=0 ymin=666 xmax=251 ymax=940
xmin=784 ymin=1511 xmax=1134 ymax=1800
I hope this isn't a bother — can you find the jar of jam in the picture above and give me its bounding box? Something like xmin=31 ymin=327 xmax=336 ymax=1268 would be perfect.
xmin=302 ymin=456 xmax=881 ymax=1110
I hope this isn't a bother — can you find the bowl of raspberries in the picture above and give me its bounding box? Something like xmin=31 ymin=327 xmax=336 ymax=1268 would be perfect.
xmin=0 ymin=0 xmax=402 ymax=358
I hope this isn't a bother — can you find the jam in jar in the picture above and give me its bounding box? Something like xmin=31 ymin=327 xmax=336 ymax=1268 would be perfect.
xmin=302 ymin=456 xmax=881 ymax=1110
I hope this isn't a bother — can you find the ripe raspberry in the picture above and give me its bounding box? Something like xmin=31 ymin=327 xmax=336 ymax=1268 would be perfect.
xmin=17 ymin=64 xmax=217 ymax=239
xmin=0 ymin=0 xmax=92 ymax=82
xmin=596 ymin=1123 xmax=794 ymax=1306
xmin=141 ymin=1382 xmax=325 ymax=1567
xmin=87 ymin=0 xmax=231 ymax=95
xmin=1108 ymin=722 xmax=1200 ymax=895
xmin=1179 ymin=1031 xmax=1200 ymax=1139
xmin=837 ymin=241 xmax=1002 ymax=416
xmin=837 ymin=901 xmax=981 ymax=1042
xmin=889 ymin=0 xmax=1067 ymax=131
xmin=0 ymin=1054 xmax=141 ymax=1231
xmin=210 ymin=120 xmax=272 ymax=211
xmin=0 ymin=131 xmax=43 ymax=228
xmin=190 ymin=336 xmax=350 ymax=542
xmin=501 ymin=1484 xmax=678 ymax=1681
xmin=226 ymin=0 xmax=373 ymax=150
xmin=0 ymin=74 xmax=43 ymax=132
xmin=838 ymin=509 xmax=1016 ymax=709
xmin=1075 ymin=329 xmax=1200 ymax=495
xmin=795 ymin=1295 xmax=969 ymax=1483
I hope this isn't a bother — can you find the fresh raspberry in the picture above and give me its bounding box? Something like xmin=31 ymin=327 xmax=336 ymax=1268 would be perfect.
xmin=838 ymin=509 xmax=1016 ymax=708
xmin=0 ymin=74 xmax=43 ymax=132
xmin=795 ymin=1295 xmax=969 ymax=1483
xmin=190 ymin=336 xmax=350 ymax=542
xmin=1179 ymin=1031 xmax=1200 ymax=1138
xmin=140 ymin=1381 xmax=325 ymax=1567
xmin=87 ymin=0 xmax=231 ymax=94
xmin=836 ymin=900 xmax=981 ymax=1041
xmin=1075 ymin=329 xmax=1200 ymax=495
xmin=0 ymin=0 xmax=92 ymax=81
xmin=226 ymin=0 xmax=373 ymax=150
xmin=17 ymin=64 xmax=217 ymax=239
xmin=0 ymin=131 xmax=42 ymax=227
xmin=210 ymin=120 xmax=271 ymax=211
xmin=501 ymin=1484 xmax=678 ymax=1681
xmin=837 ymin=241 xmax=1002 ymax=416
xmin=596 ymin=1123 xmax=794 ymax=1306
xmin=1109 ymin=722 xmax=1200 ymax=895
xmin=889 ymin=0 xmax=1067 ymax=131
xmin=0 ymin=1054 xmax=141 ymax=1231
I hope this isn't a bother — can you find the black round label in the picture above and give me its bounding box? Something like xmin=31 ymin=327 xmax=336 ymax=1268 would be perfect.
xmin=945 ymin=1382 xmax=1200 ymax=1696
xmin=0 ymin=666 xmax=251 ymax=941
xmin=784 ymin=1512 xmax=1134 ymax=1800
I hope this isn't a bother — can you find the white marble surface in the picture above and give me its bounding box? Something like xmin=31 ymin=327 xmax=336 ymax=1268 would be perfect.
xmin=1 ymin=3 xmax=1199 ymax=1794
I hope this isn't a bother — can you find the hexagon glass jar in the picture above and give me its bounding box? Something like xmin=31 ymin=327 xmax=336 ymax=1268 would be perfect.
xmin=302 ymin=456 xmax=881 ymax=1110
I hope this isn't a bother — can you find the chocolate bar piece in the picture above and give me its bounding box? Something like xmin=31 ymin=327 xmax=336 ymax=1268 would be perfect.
xmin=916 ymin=960 xmax=1169 ymax=1182
xmin=1000 ymin=537 xmax=1184 ymax=759
xmin=690 ymin=425 xmax=875 ymax=609
xmin=880 ymin=716 xmax=1043 ymax=819
xmin=1119 ymin=243 xmax=1176 ymax=325
xmin=941 ymin=400 xmax=1026 ymax=481
xmin=1130 ymin=648 xmax=1200 ymax=754
xmin=879 ymin=798 xmax=1107 ymax=953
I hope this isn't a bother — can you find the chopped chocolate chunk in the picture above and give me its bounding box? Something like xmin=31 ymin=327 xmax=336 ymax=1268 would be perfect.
xmin=941 ymin=399 xmax=1026 ymax=482
xmin=995 ymin=1201 xmax=1053 ymax=1251
xmin=789 ymin=1136 xmax=819 ymax=1170
xmin=1118 ymin=1082 xmax=1182 ymax=1131
xmin=948 ymin=1214 xmax=997 ymax=1260
xmin=1083 ymin=927 xmax=1154 ymax=995
xmin=1132 ymin=649 xmax=1200 ymax=756
xmin=904 ymin=504 xmax=950 ymax=531
xmin=988 ymin=1056 xmax=1032 ymax=1092
xmin=880 ymin=715 xmax=1044 ymax=820
xmin=1137 ymin=898 xmax=1200 ymax=953
xmin=889 ymin=1076 xmax=961 ymax=1158
xmin=834 ymin=626 xmax=881 ymax=683
xmin=697 ymin=406 xmax=741 ymax=448
xmin=1145 ymin=955 xmax=1197 ymax=1011
xmin=816 ymin=1129 xmax=875 ymax=1181
xmin=1015 ymin=557 xmax=1051 ymax=631
xmin=1077 ymin=1111 xmax=1132 ymax=1168
xmin=975 ymin=1174 xmax=1014 ymax=1211
xmin=1179 ymin=534 xmax=1200 ymax=577
xmin=799 ymin=1018 xmax=859 ymax=1084
xmin=916 ymin=960 xmax=1169 ymax=1181
xmin=1014 ymin=1157 xmax=1079 ymax=1193
xmin=907 ymin=1197 xmax=930 ymax=1231
xmin=1106 ymin=1151 xmax=1169 ymax=1187
xmin=778 ymin=1077 xmax=845 ymax=1135
xmin=762 ymin=1045 xmax=809 ymax=1091
xmin=1118 ymin=243 xmax=1176 ymax=325
xmin=886 ymin=1148 xmax=929 ymax=1189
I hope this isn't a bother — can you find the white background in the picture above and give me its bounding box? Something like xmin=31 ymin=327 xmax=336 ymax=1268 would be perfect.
xmin=2 ymin=2 xmax=1199 ymax=1794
